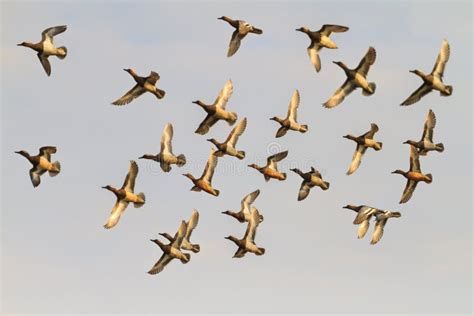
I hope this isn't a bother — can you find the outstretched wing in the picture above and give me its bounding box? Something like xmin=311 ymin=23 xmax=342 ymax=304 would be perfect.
xmin=41 ymin=25 xmax=67 ymax=43
xmin=287 ymin=90 xmax=300 ymax=122
xmin=400 ymin=83 xmax=431 ymax=106
xmin=121 ymin=160 xmax=139 ymax=192
xmin=319 ymin=24 xmax=349 ymax=36
xmin=38 ymin=146 xmax=57 ymax=161
xmin=195 ymin=114 xmax=219 ymax=135
xmin=227 ymin=30 xmax=244 ymax=57
xmin=214 ymin=79 xmax=234 ymax=109
xmin=112 ymin=84 xmax=146 ymax=106
xmin=297 ymin=181 xmax=312 ymax=201
xmin=355 ymin=46 xmax=376 ymax=76
xmin=147 ymin=71 xmax=160 ymax=85
xmin=225 ymin=117 xmax=247 ymax=147
xmin=432 ymin=39 xmax=450 ymax=78
xmin=370 ymin=218 xmax=388 ymax=244
xmin=201 ymin=149 xmax=218 ymax=183
xmin=241 ymin=189 xmax=260 ymax=210
xmin=323 ymin=80 xmax=356 ymax=108
xmin=409 ymin=145 xmax=421 ymax=172
xmin=347 ymin=145 xmax=367 ymax=175
xmin=307 ymin=43 xmax=322 ymax=72
xmin=160 ymin=123 xmax=174 ymax=155
xmin=400 ymin=180 xmax=418 ymax=204
xmin=362 ymin=123 xmax=379 ymax=139
xmin=103 ymin=199 xmax=129 ymax=229
xmin=37 ymin=53 xmax=51 ymax=76
xmin=421 ymin=109 xmax=436 ymax=142
xmin=171 ymin=221 xmax=187 ymax=248
xmin=147 ymin=253 xmax=173 ymax=275
xmin=185 ymin=210 xmax=199 ymax=241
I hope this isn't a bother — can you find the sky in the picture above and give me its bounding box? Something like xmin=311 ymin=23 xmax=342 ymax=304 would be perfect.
xmin=1 ymin=1 xmax=472 ymax=315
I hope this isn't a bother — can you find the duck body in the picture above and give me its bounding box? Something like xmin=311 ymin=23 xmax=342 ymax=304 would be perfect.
xmin=271 ymin=90 xmax=308 ymax=138
xmin=404 ymin=109 xmax=444 ymax=155
xmin=183 ymin=149 xmax=220 ymax=197
xmin=219 ymin=16 xmax=263 ymax=57
xmin=112 ymin=69 xmax=165 ymax=106
xmin=208 ymin=117 xmax=247 ymax=160
xmin=186 ymin=176 xmax=220 ymax=197
xmin=15 ymin=146 xmax=61 ymax=187
xmin=249 ymin=164 xmax=286 ymax=181
xmin=344 ymin=123 xmax=382 ymax=175
xmin=291 ymin=167 xmax=329 ymax=201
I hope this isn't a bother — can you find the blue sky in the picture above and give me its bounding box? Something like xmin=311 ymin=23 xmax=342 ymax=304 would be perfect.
xmin=1 ymin=1 xmax=472 ymax=314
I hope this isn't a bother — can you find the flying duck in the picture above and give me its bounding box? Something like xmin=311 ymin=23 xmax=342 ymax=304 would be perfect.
xmin=291 ymin=167 xmax=330 ymax=201
xmin=111 ymin=69 xmax=165 ymax=106
xmin=296 ymin=24 xmax=349 ymax=72
xmin=18 ymin=25 xmax=67 ymax=76
xmin=343 ymin=123 xmax=382 ymax=175
xmin=270 ymin=90 xmax=308 ymax=138
xmin=222 ymin=189 xmax=264 ymax=223
xmin=392 ymin=145 xmax=432 ymax=204
xmin=323 ymin=47 xmax=377 ymax=108
xmin=248 ymin=150 xmax=288 ymax=181
xmin=183 ymin=149 xmax=220 ymax=197
xmin=370 ymin=210 xmax=401 ymax=245
xmin=404 ymin=109 xmax=444 ymax=155
xmin=218 ymin=16 xmax=263 ymax=57
xmin=102 ymin=160 xmax=146 ymax=229
xmin=193 ymin=79 xmax=238 ymax=135
xmin=401 ymin=39 xmax=452 ymax=106
xmin=343 ymin=204 xmax=380 ymax=239
xmin=139 ymin=123 xmax=186 ymax=172
xmin=148 ymin=221 xmax=190 ymax=275
xmin=15 ymin=146 xmax=61 ymax=187
xmin=225 ymin=208 xmax=265 ymax=258
xmin=160 ymin=210 xmax=201 ymax=253
xmin=207 ymin=117 xmax=247 ymax=160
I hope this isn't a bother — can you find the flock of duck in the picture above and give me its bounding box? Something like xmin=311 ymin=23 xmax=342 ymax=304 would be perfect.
xmin=15 ymin=18 xmax=452 ymax=276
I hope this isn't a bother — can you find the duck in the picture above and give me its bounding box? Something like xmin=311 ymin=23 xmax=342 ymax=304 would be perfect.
xmin=18 ymin=25 xmax=67 ymax=76
xmin=392 ymin=145 xmax=432 ymax=204
xmin=296 ymin=24 xmax=349 ymax=72
xmin=160 ymin=210 xmax=201 ymax=253
xmin=111 ymin=69 xmax=165 ymax=106
xmin=148 ymin=221 xmax=191 ymax=275
xmin=248 ymin=150 xmax=288 ymax=181
xmin=323 ymin=47 xmax=377 ymax=108
xmin=193 ymin=79 xmax=237 ymax=135
xmin=139 ymin=123 xmax=186 ymax=172
xmin=343 ymin=204 xmax=379 ymax=239
xmin=270 ymin=90 xmax=308 ymax=138
xmin=225 ymin=208 xmax=265 ymax=258
xmin=183 ymin=149 xmax=220 ymax=197
xmin=403 ymin=109 xmax=444 ymax=155
xmin=291 ymin=167 xmax=330 ymax=201
xmin=370 ymin=210 xmax=401 ymax=245
xmin=343 ymin=123 xmax=382 ymax=175
xmin=207 ymin=117 xmax=247 ymax=160
xmin=15 ymin=146 xmax=61 ymax=187
xmin=401 ymin=39 xmax=452 ymax=106
xmin=102 ymin=160 xmax=145 ymax=229
xmin=218 ymin=16 xmax=263 ymax=57
xmin=222 ymin=189 xmax=264 ymax=223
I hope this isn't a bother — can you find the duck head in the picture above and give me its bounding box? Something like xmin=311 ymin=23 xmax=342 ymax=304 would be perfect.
xmin=409 ymin=69 xmax=425 ymax=78
xmin=182 ymin=173 xmax=196 ymax=181
xmin=206 ymin=138 xmax=219 ymax=146
xmin=403 ymin=140 xmax=417 ymax=146
xmin=139 ymin=154 xmax=154 ymax=160
xmin=101 ymin=185 xmax=114 ymax=191
xmin=333 ymin=61 xmax=347 ymax=70
xmin=217 ymin=16 xmax=230 ymax=21
xmin=295 ymin=27 xmax=310 ymax=33
xmin=391 ymin=169 xmax=406 ymax=176
xmin=192 ymin=100 xmax=206 ymax=107
xmin=342 ymin=204 xmax=358 ymax=211
xmin=14 ymin=150 xmax=29 ymax=157
xmin=343 ymin=134 xmax=357 ymax=141
xmin=269 ymin=116 xmax=282 ymax=123
xmin=17 ymin=41 xmax=34 ymax=48
xmin=247 ymin=163 xmax=260 ymax=170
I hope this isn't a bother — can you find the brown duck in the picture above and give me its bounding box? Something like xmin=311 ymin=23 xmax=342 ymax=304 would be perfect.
xmin=344 ymin=123 xmax=382 ymax=175
xmin=222 ymin=189 xmax=264 ymax=223
xmin=148 ymin=221 xmax=190 ymax=275
xmin=296 ymin=24 xmax=349 ymax=72
xmin=218 ymin=16 xmax=263 ymax=57
xmin=15 ymin=146 xmax=61 ymax=187
xmin=401 ymin=39 xmax=452 ymax=106
xmin=112 ymin=69 xmax=165 ymax=106
xmin=291 ymin=167 xmax=329 ymax=201
xmin=403 ymin=109 xmax=444 ymax=155
xmin=392 ymin=145 xmax=432 ymax=204
xmin=323 ymin=47 xmax=376 ymax=108
xmin=160 ymin=210 xmax=200 ymax=253
xmin=270 ymin=90 xmax=308 ymax=138
xmin=102 ymin=160 xmax=145 ymax=229
xmin=18 ymin=25 xmax=67 ymax=76
xmin=225 ymin=208 xmax=265 ymax=258
xmin=183 ymin=149 xmax=220 ymax=197
xmin=139 ymin=123 xmax=186 ymax=172
xmin=193 ymin=79 xmax=238 ymax=135
xmin=248 ymin=150 xmax=288 ymax=181
xmin=208 ymin=117 xmax=247 ymax=160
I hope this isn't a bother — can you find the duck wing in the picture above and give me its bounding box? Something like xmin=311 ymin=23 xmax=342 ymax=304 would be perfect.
xmin=184 ymin=210 xmax=199 ymax=242
xmin=409 ymin=145 xmax=421 ymax=172
xmin=244 ymin=208 xmax=261 ymax=244
xmin=147 ymin=71 xmax=160 ymax=85
xmin=310 ymin=167 xmax=322 ymax=178
xmin=241 ymin=189 xmax=260 ymax=211
xmin=357 ymin=220 xmax=370 ymax=239
xmin=400 ymin=83 xmax=432 ymax=106
xmin=353 ymin=206 xmax=377 ymax=224
xmin=112 ymin=84 xmax=146 ymax=106
xmin=195 ymin=114 xmax=219 ymax=135
xmin=400 ymin=180 xmax=417 ymax=204
xmin=355 ymin=47 xmax=376 ymax=76
xmin=233 ymin=247 xmax=247 ymax=258
xmin=319 ymin=24 xmax=349 ymax=36
xmin=225 ymin=117 xmax=247 ymax=147
xmin=160 ymin=123 xmax=174 ymax=155
xmin=307 ymin=42 xmax=322 ymax=72
xmin=323 ymin=79 xmax=356 ymax=108
xmin=370 ymin=218 xmax=388 ymax=244
xmin=362 ymin=123 xmax=379 ymax=139
xmin=227 ymin=30 xmax=245 ymax=57
xmin=37 ymin=53 xmax=51 ymax=76
xmin=214 ymin=79 xmax=233 ymax=109
xmin=41 ymin=25 xmax=67 ymax=42
xmin=297 ymin=181 xmax=312 ymax=201
xmin=121 ymin=160 xmax=139 ymax=192
xmin=104 ymin=199 xmax=129 ymax=229
xmin=171 ymin=221 xmax=187 ymax=249
xmin=286 ymin=90 xmax=300 ymax=122
xmin=432 ymin=39 xmax=450 ymax=78
xmin=147 ymin=253 xmax=173 ymax=275
xmin=201 ymin=149 xmax=218 ymax=183
xmin=421 ymin=109 xmax=436 ymax=143
xmin=38 ymin=146 xmax=57 ymax=161
xmin=29 ymin=167 xmax=46 ymax=187
xmin=347 ymin=145 xmax=367 ymax=175
xmin=267 ymin=150 xmax=288 ymax=171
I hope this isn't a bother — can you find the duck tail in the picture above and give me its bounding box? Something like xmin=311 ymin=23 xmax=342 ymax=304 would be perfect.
xmin=180 ymin=253 xmax=191 ymax=264
xmin=375 ymin=142 xmax=383 ymax=151
xmin=435 ymin=143 xmax=445 ymax=152
xmin=191 ymin=244 xmax=200 ymax=253
xmin=154 ymin=88 xmax=166 ymax=99
xmin=213 ymin=189 xmax=220 ymax=197
xmin=300 ymin=124 xmax=309 ymax=133
xmin=281 ymin=172 xmax=287 ymax=180
xmin=227 ymin=112 xmax=238 ymax=125
xmin=237 ymin=150 xmax=246 ymax=160
xmin=425 ymin=174 xmax=433 ymax=183
xmin=440 ymin=85 xmax=453 ymax=96
xmin=57 ymin=46 xmax=67 ymax=59
xmin=362 ymin=82 xmax=376 ymax=96
xmin=177 ymin=154 xmax=186 ymax=166
xmin=322 ymin=181 xmax=330 ymax=190
xmin=134 ymin=192 xmax=146 ymax=208
xmin=49 ymin=161 xmax=61 ymax=176
xmin=256 ymin=247 xmax=266 ymax=256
